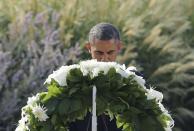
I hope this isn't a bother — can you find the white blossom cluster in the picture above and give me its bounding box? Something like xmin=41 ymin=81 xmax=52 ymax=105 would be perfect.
xmin=44 ymin=59 xmax=174 ymax=130
xmin=44 ymin=59 xmax=142 ymax=86
xmin=15 ymin=93 xmax=49 ymax=131
xmin=44 ymin=64 xmax=80 ymax=86
xmin=146 ymin=88 xmax=174 ymax=131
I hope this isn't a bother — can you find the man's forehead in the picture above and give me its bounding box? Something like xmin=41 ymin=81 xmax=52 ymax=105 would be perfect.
xmin=91 ymin=42 xmax=117 ymax=52
xmin=92 ymin=39 xmax=118 ymax=45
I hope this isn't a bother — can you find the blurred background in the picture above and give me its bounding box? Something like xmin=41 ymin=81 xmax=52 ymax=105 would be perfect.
xmin=0 ymin=0 xmax=194 ymax=131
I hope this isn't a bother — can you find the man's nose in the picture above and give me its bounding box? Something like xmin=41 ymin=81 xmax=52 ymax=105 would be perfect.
xmin=101 ymin=53 xmax=109 ymax=62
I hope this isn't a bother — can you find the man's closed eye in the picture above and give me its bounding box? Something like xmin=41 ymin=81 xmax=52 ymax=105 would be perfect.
xmin=107 ymin=50 xmax=115 ymax=55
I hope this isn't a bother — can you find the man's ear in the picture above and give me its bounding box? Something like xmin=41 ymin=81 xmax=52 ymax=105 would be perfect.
xmin=85 ymin=42 xmax=91 ymax=53
xmin=117 ymin=41 xmax=123 ymax=51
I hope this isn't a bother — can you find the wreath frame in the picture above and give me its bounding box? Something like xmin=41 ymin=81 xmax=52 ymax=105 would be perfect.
xmin=16 ymin=60 xmax=174 ymax=131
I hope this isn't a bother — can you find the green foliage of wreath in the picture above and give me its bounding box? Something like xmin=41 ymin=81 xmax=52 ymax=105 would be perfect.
xmin=16 ymin=61 xmax=173 ymax=131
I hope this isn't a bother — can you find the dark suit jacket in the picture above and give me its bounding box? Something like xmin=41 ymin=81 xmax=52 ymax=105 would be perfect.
xmin=69 ymin=113 xmax=122 ymax=131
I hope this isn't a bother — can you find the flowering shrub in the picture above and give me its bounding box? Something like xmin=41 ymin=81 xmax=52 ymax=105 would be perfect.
xmin=0 ymin=10 xmax=82 ymax=131
xmin=16 ymin=60 xmax=174 ymax=131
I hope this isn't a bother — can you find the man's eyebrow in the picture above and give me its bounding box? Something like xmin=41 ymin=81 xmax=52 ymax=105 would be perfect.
xmin=95 ymin=51 xmax=104 ymax=53
xmin=95 ymin=50 xmax=116 ymax=54
xmin=107 ymin=50 xmax=116 ymax=53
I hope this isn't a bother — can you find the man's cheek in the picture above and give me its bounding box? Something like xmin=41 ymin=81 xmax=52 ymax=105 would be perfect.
xmin=93 ymin=54 xmax=100 ymax=59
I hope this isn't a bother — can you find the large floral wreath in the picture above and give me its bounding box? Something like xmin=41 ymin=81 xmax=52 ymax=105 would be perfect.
xmin=16 ymin=60 xmax=174 ymax=131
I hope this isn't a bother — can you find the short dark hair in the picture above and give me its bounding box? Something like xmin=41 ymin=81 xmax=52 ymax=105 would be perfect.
xmin=89 ymin=23 xmax=120 ymax=44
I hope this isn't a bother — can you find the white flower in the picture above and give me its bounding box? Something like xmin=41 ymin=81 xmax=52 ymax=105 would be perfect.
xmin=164 ymin=114 xmax=174 ymax=131
xmin=164 ymin=112 xmax=174 ymax=129
xmin=21 ymin=106 xmax=29 ymax=117
xmin=158 ymin=102 xmax=168 ymax=113
xmin=164 ymin=127 xmax=172 ymax=131
xmin=80 ymin=65 xmax=89 ymax=76
xmin=15 ymin=115 xmax=29 ymax=131
xmin=92 ymin=67 xmax=101 ymax=77
xmin=27 ymin=93 xmax=40 ymax=107
xmin=110 ymin=64 xmax=129 ymax=78
xmin=158 ymin=102 xmax=174 ymax=130
xmin=44 ymin=64 xmax=80 ymax=86
xmin=125 ymin=66 xmax=137 ymax=76
xmin=80 ymin=60 xmax=98 ymax=76
xmin=125 ymin=66 xmax=146 ymax=88
xmin=20 ymin=114 xmax=29 ymax=123
xmin=99 ymin=62 xmax=118 ymax=74
xmin=146 ymin=88 xmax=163 ymax=102
xmin=124 ymin=66 xmax=147 ymax=89
xmin=80 ymin=60 xmax=118 ymax=76
xmin=80 ymin=59 xmax=98 ymax=68
xmin=32 ymin=104 xmax=49 ymax=121
xmin=115 ymin=67 xmax=128 ymax=78
xmin=126 ymin=66 xmax=137 ymax=72
xmin=134 ymin=75 xmax=146 ymax=88
xmin=15 ymin=122 xmax=27 ymax=131
xmin=167 ymin=118 xmax=174 ymax=128
xmin=44 ymin=60 xmax=147 ymax=90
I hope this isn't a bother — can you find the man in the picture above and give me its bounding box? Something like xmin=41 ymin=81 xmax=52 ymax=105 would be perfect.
xmin=85 ymin=23 xmax=122 ymax=62
xmin=69 ymin=23 xmax=123 ymax=131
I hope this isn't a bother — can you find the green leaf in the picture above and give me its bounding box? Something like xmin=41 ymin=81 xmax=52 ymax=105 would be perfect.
xmin=68 ymin=87 xmax=80 ymax=96
xmin=39 ymin=92 xmax=48 ymax=100
xmin=116 ymin=115 xmax=125 ymax=128
xmin=69 ymin=99 xmax=82 ymax=113
xmin=44 ymin=98 xmax=59 ymax=115
xmin=58 ymin=98 xmax=71 ymax=115
xmin=66 ymin=68 xmax=82 ymax=83
xmin=58 ymin=98 xmax=82 ymax=115
xmin=93 ymin=74 xmax=110 ymax=90
xmin=42 ymin=93 xmax=52 ymax=102
xmin=96 ymin=96 xmax=108 ymax=115
xmin=122 ymin=123 xmax=133 ymax=131
xmin=129 ymin=107 xmax=142 ymax=115
xmin=107 ymin=67 xmax=117 ymax=77
xmin=48 ymin=84 xmax=63 ymax=97
xmin=117 ymin=97 xmax=130 ymax=108
xmin=75 ymin=107 xmax=88 ymax=120
xmin=51 ymin=114 xmax=58 ymax=125
xmin=109 ymin=101 xmax=126 ymax=113
xmin=40 ymin=121 xmax=53 ymax=131
xmin=139 ymin=115 xmax=165 ymax=131
xmin=107 ymin=110 xmax=114 ymax=120
xmin=43 ymin=81 xmax=62 ymax=102
xmin=158 ymin=113 xmax=172 ymax=127
xmin=42 ymin=83 xmax=64 ymax=102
